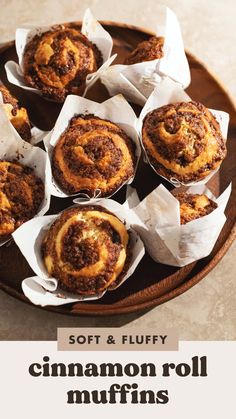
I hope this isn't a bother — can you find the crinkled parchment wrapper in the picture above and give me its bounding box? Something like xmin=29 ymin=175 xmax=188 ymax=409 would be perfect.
xmin=5 ymin=8 xmax=116 ymax=101
xmin=100 ymin=7 xmax=190 ymax=106
xmin=127 ymin=183 xmax=232 ymax=267
xmin=44 ymin=94 xmax=141 ymax=199
xmin=0 ymin=105 xmax=51 ymax=246
xmin=12 ymin=199 xmax=145 ymax=307
xmin=137 ymin=77 xmax=230 ymax=187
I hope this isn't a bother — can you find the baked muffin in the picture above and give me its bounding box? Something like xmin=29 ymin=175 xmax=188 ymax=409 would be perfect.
xmin=124 ymin=36 xmax=164 ymax=65
xmin=142 ymin=101 xmax=227 ymax=183
xmin=0 ymin=161 xmax=44 ymax=238
xmin=41 ymin=205 xmax=131 ymax=295
xmin=175 ymin=193 xmax=218 ymax=224
xmin=0 ymin=82 xmax=31 ymax=141
xmin=52 ymin=114 xmax=136 ymax=196
xmin=23 ymin=24 xmax=103 ymax=102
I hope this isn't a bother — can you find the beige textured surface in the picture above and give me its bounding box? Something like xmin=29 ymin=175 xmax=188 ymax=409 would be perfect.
xmin=0 ymin=0 xmax=235 ymax=340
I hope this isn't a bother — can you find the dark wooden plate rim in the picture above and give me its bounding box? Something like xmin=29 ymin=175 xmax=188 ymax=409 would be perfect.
xmin=0 ymin=21 xmax=236 ymax=316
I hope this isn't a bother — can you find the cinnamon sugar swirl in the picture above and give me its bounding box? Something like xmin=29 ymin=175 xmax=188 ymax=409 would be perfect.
xmin=52 ymin=114 xmax=136 ymax=196
xmin=41 ymin=205 xmax=131 ymax=295
xmin=142 ymin=101 xmax=227 ymax=183
xmin=124 ymin=36 xmax=164 ymax=65
xmin=23 ymin=24 xmax=103 ymax=102
xmin=175 ymin=193 xmax=217 ymax=224
xmin=0 ymin=161 xmax=44 ymax=237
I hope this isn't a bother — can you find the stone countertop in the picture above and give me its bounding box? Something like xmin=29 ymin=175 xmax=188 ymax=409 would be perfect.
xmin=0 ymin=0 xmax=235 ymax=340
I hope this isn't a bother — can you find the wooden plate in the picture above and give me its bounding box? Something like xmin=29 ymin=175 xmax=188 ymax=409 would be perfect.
xmin=0 ymin=22 xmax=236 ymax=316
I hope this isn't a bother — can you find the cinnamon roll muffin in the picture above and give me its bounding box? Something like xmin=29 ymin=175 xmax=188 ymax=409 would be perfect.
xmin=0 ymin=82 xmax=31 ymax=141
xmin=124 ymin=36 xmax=164 ymax=65
xmin=41 ymin=205 xmax=131 ymax=295
xmin=52 ymin=114 xmax=136 ymax=196
xmin=175 ymin=193 xmax=218 ymax=224
xmin=142 ymin=101 xmax=227 ymax=183
xmin=0 ymin=161 xmax=44 ymax=238
xmin=23 ymin=24 xmax=103 ymax=102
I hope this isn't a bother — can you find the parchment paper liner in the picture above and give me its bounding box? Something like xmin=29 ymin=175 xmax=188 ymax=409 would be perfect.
xmin=43 ymin=94 xmax=141 ymax=198
xmin=128 ymin=183 xmax=231 ymax=267
xmin=0 ymin=105 xmax=51 ymax=246
xmin=100 ymin=7 xmax=190 ymax=106
xmin=5 ymin=8 xmax=116 ymax=101
xmin=12 ymin=199 xmax=145 ymax=307
xmin=137 ymin=77 xmax=229 ymax=187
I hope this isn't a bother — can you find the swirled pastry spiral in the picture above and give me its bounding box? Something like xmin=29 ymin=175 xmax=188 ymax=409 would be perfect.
xmin=52 ymin=114 xmax=136 ymax=196
xmin=23 ymin=24 xmax=103 ymax=102
xmin=0 ymin=82 xmax=31 ymax=141
xmin=124 ymin=36 xmax=164 ymax=65
xmin=142 ymin=101 xmax=227 ymax=183
xmin=42 ymin=205 xmax=130 ymax=295
xmin=0 ymin=161 xmax=44 ymax=237
xmin=175 ymin=193 xmax=217 ymax=224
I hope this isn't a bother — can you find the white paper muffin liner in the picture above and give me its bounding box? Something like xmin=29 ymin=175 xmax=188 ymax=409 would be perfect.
xmin=128 ymin=183 xmax=232 ymax=267
xmin=0 ymin=105 xmax=51 ymax=246
xmin=43 ymin=94 xmax=141 ymax=199
xmin=100 ymin=7 xmax=191 ymax=106
xmin=137 ymin=77 xmax=229 ymax=187
xmin=12 ymin=199 xmax=145 ymax=307
xmin=5 ymin=9 xmax=116 ymax=101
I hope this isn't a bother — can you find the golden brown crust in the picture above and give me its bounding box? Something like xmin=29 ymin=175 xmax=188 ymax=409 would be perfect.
xmin=175 ymin=193 xmax=218 ymax=224
xmin=0 ymin=83 xmax=31 ymax=141
xmin=52 ymin=114 xmax=136 ymax=196
xmin=41 ymin=205 xmax=131 ymax=295
xmin=23 ymin=24 xmax=103 ymax=102
xmin=142 ymin=101 xmax=227 ymax=183
xmin=0 ymin=161 xmax=44 ymax=238
xmin=124 ymin=36 xmax=164 ymax=65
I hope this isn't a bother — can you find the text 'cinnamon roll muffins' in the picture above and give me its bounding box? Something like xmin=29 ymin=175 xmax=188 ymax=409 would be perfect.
xmin=52 ymin=114 xmax=136 ymax=197
xmin=142 ymin=101 xmax=227 ymax=183
xmin=41 ymin=205 xmax=131 ymax=295
xmin=0 ymin=82 xmax=31 ymax=141
xmin=23 ymin=23 xmax=103 ymax=102
xmin=124 ymin=36 xmax=164 ymax=65
xmin=0 ymin=161 xmax=44 ymax=238
xmin=174 ymin=193 xmax=218 ymax=224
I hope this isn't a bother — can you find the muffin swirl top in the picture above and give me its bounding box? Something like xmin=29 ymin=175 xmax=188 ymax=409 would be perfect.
xmin=175 ymin=193 xmax=218 ymax=224
xmin=124 ymin=36 xmax=164 ymax=65
xmin=0 ymin=161 xmax=44 ymax=237
xmin=42 ymin=205 xmax=130 ymax=295
xmin=142 ymin=101 xmax=227 ymax=182
xmin=52 ymin=114 xmax=136 ymax=196
xmin=23 ymin=24 xmax=103 ymax=102
xmin=0 ymin=82 xmax=31 ymax=141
